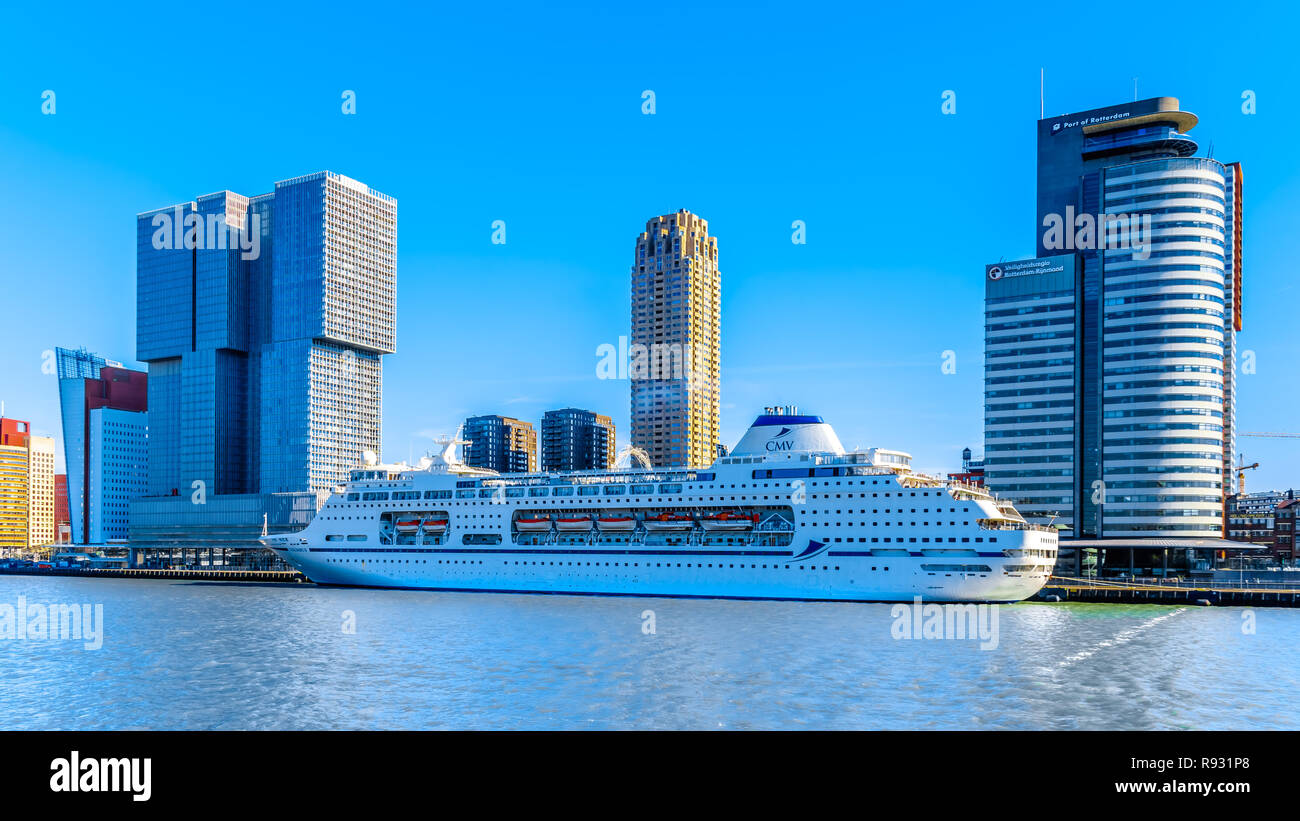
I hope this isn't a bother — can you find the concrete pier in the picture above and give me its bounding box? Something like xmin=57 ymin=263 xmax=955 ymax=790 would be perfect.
xmin=0 ymin=567 xmax=308 ymax=583
xmin=1034 ymin=577 xmax=1300 ymax=607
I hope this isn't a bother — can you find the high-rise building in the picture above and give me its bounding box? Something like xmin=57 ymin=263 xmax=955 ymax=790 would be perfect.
xmin=54 ymin=474 xmax=69 ymax=544
xmin=56 ymin=347 xmax=148 ymax=543
xmin=0 ymin=417 xmax=55 ymax=551
xmin=541 ymin=408 xmax=614 ymax=472
xmin=985 ymin=97 xmax=1243 ymax=572
xmin=463 ymin=415 xmax=537 ymax=474
xmin=630 ymin=210 xmax=721 ymax=468
xmin=131 ymin=172 xmax=395 ymax=560
xmin=27 ymin=435 xmax=55 ymax=548
xmin=0 ymin=419 xmax=27 ymax=552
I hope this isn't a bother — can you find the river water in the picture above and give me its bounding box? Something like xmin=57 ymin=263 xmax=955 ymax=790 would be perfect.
xmin=0 ymin=575 xmax=1293 ymax=730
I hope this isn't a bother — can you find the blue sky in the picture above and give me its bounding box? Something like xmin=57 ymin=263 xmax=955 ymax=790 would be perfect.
xmin=1 ymin=1 xmax=1297 ymax=489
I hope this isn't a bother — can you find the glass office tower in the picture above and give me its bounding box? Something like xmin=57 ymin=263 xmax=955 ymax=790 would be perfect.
xmin=986 ymin=98 xmax=1242 ymax=569
xmin=137 ymin=172 xmax=395 ymax=500
xmin=55 ymin=347 xmax=148 ymax=543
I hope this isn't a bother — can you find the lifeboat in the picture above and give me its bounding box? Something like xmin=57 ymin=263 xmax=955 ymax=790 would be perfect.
xmin=555 ymin=516 xmax=594 ymax=532
xmin=642 ymin=512 xmax=695 ymax=531
xmin=514 ymin=516 xmax=553 ymax=532
xmin=699 ymin=511 xmax=758 ymax=531
xmin=421 ymin=519 xmax=448 ymax=533
xmin=595 ymin=515 xmax=637 ymax=531
xmin=395 ymin=519 xmax=421 ymax=533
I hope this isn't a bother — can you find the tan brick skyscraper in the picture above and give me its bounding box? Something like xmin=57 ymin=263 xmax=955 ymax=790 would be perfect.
xmin=630 ymin=210 xmax=721 ymax=468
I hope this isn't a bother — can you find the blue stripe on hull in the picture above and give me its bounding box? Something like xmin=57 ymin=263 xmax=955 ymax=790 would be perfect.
xmin=308 ymin=580 xmax=1022 ymax=605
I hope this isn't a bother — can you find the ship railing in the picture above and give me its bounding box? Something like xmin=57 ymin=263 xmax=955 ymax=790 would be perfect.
xmin=976 ymin=518 xmax=1055 ymax=533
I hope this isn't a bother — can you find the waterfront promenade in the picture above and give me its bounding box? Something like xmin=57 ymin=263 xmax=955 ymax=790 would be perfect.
xmin=1036 ymin=576 xmax=1300 ymax=607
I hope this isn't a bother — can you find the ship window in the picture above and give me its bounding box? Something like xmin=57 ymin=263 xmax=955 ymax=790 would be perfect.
xmin=346 ymin=493 xmax=360 ymax=501
xmin=456 ymin=490 xmax=475 ymax=499
xmin=603 ymin=485 xmax=625 ymax=495
xmin=553 ymin=486 xmax=575 ymax=497
xmin=325 ymin=535 xmax=344 ymax=542
xmin=528 ymin=487 xmax=550 ymax=497
xmin=578 ymin=486 xmax=601 ymax=497
xmin=346 ymin=535 xmax=367 ymax=542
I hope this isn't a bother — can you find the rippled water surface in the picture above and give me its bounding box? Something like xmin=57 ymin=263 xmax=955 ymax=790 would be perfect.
xmin=0 ymin=575 xmax=1294 ymax=730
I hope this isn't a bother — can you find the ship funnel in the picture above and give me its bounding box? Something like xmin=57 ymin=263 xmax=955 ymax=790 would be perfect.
xmin=729 ymin=410 xmax=844 ymax=457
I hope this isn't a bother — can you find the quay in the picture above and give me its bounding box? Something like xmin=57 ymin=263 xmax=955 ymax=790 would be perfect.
xmin=0 ymin=566 xmax=308 ymax=583
xmin=1034 ymin=576 xmax=1300 ymax=608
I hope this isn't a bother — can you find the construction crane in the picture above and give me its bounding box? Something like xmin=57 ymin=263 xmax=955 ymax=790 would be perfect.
xmin=1233 ymin=453 xmax=1259 ymax=496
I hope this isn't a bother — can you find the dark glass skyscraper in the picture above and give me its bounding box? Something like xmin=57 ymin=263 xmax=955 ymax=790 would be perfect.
xmin=985 ymin=98 xmax=1242 ymax=568
xmin=541 ymin=408 xmax=615 ymax=472
xmin=136 ymin=172 xmax=396 ymax=499
xmin=462 ymin=415 xmax=537 ymax=474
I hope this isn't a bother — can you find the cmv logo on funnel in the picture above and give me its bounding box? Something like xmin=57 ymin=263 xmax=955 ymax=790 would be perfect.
xmin=766 ymin=427 xmax=795 ymax=451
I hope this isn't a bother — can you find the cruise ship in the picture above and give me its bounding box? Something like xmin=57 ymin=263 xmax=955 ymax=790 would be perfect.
xmin=262 ymin=409 xmax=1057 ymax=602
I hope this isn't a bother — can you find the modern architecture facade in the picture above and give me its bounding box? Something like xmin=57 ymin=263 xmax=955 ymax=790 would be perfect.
xmin=55 ymin=347 xmax=148 ymax=543
xmin=630 ymin=210 xmax=721 ymax=468
xmin=985 ymin=97 xmax=1243 ymax=571
xmin=1226 ymin=489 xmax=1298 ymax=554
xmin=131 ymin=171 xmax=395 ymax=559
xmin=463 ymin=415 xmax=537 ymax=474
xmin=541 ymin=408 xmax=615 ymax=472
xmin=0 ymin=417 xmax=55 ymax=551
xmin=1274 ymin=500 xmax=1297 ymax=563
xmin=88 ymin=407 xmax=149 ymax=542
xmin=54 ymin=474 xmax=69 ymax=543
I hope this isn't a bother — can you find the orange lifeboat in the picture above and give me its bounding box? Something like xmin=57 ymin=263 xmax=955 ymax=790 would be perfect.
xmin=515 ymin=516 xmax=553 ymax=532
xmin=596 ymin=515 xmax=637 ymax=531
xmin=555 ymin=516 xmax=594 ymax=532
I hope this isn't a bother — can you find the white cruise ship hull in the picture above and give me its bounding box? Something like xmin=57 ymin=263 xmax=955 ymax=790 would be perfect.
xmin=272 ymin=544 xmax=1050 ymax=603
xmin=263 ymin=412 xmax=1057 ymax=603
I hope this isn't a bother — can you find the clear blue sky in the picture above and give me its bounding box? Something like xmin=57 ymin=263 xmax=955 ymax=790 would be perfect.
xmin=1 ymin=1 xmax=1297 ymax=489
